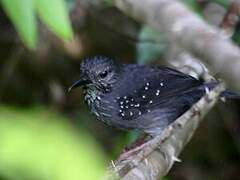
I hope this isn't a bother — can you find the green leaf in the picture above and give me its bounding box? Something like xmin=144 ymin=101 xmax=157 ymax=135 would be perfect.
xmin=34 ymin=0 xmax=73 ymax=40
xmin=0 ymin=0 xmax=37 ymax=49
xmin=0 ymin=106 xmax=105 ymax=180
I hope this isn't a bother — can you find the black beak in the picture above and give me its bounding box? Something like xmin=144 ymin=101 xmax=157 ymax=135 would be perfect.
xmin=68 ymin=79 xmax=91 ymax=92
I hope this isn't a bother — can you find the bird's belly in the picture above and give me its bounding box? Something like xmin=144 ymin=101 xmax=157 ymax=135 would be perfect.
xmin=92 ymin=103 xmax=136 ymax=130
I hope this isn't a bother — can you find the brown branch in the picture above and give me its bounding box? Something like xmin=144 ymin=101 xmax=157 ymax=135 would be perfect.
xmin=114 ymin=0 xmax=240 ymax=90
xmin=220 ymin=1 xmax=239 ymax=31
xmin=106 ymin=83 xmax=225 ymax=180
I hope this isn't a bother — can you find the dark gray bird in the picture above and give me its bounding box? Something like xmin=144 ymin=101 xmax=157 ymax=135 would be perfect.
xmin=69 ymin=56 xmax=239 ymax=137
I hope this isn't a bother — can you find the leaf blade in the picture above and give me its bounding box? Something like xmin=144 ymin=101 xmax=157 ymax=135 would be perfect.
xmin=34 ymin=0 xmax=73 ymax=40
xmin=0 ymin=0 xmax=37 ymax=49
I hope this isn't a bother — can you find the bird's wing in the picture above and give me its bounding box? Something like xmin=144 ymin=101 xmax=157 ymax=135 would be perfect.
xmin=115 ymin=65 xmax=204 ymax=121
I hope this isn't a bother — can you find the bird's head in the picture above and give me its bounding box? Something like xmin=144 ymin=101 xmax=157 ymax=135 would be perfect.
xmin=68 ymin=56 xmax=120 ymax=93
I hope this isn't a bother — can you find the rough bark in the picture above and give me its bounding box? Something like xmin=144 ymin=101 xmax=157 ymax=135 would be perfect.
xmin=114 ymin=0 xmax=240 ymax=90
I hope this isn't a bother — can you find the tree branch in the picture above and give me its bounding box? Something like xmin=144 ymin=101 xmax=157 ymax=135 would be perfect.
xmin=114 ymin=0 xmax=240 ymax=90
xmin=106 ymin=83 xmax=225 ymax=180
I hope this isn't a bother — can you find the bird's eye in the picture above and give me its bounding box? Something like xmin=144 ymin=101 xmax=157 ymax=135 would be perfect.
xmin=99 ymin=71 xmax=108 ymax=78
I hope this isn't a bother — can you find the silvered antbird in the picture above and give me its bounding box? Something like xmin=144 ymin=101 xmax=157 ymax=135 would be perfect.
xmin=69 ymin=56 xmax=239 ymax=137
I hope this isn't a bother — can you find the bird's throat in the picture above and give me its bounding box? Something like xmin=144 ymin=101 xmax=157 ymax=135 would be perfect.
xmin=84 ymin=87 xmax=102 ymax=108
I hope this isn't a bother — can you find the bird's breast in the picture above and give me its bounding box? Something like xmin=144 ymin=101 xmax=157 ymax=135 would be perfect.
xmin=84 ymin=89 xmax=115 ymax=123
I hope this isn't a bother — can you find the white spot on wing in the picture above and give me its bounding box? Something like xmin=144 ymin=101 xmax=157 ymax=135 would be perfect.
xmin=205 ymin=86 xmax=210 ymax=94
xmin=111 ymin=160 xmax=116 ymax=168
xmin=95 ymin=111 xmax=100 ymax=117
xmin=220 ymin=97 xmax=226 ymax=102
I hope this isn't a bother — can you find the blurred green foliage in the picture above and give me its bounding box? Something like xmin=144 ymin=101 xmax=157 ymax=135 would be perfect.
xmin=211 ymin=0 xmax=230 ymax=8
xmin=0 ymin=106 xmax=106 ymax=180
xmin=0 ymin=0 xmax=73 ymax=49
xmin=183 ymin=0 xmax=230 ymax=12
xmin=183 ymin=0 xmax=203 ymax=15
xmin=35 ymin=0 xmax=73 ymax=40
xmin=136 ymin=26 xmax=167 ymax=64
xmin=0 ymin=0 xmax=37 ymax=49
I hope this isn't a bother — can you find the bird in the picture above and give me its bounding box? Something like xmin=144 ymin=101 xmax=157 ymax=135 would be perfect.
xmin=68 ymin=56 xmax=239 ymax=137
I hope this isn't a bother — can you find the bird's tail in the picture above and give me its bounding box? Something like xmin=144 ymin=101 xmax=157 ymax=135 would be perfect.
xmin=204 ymin=82 xmax=240 ymax=100
xmin=221 ymin=90 xmax=240 ymax=99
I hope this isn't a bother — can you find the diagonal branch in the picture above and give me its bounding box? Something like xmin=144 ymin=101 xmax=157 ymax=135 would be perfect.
xmin=114 ymin=0 xmax=240 ymax=90
xmin=107 ymin=83 xmax=225 ymax=180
